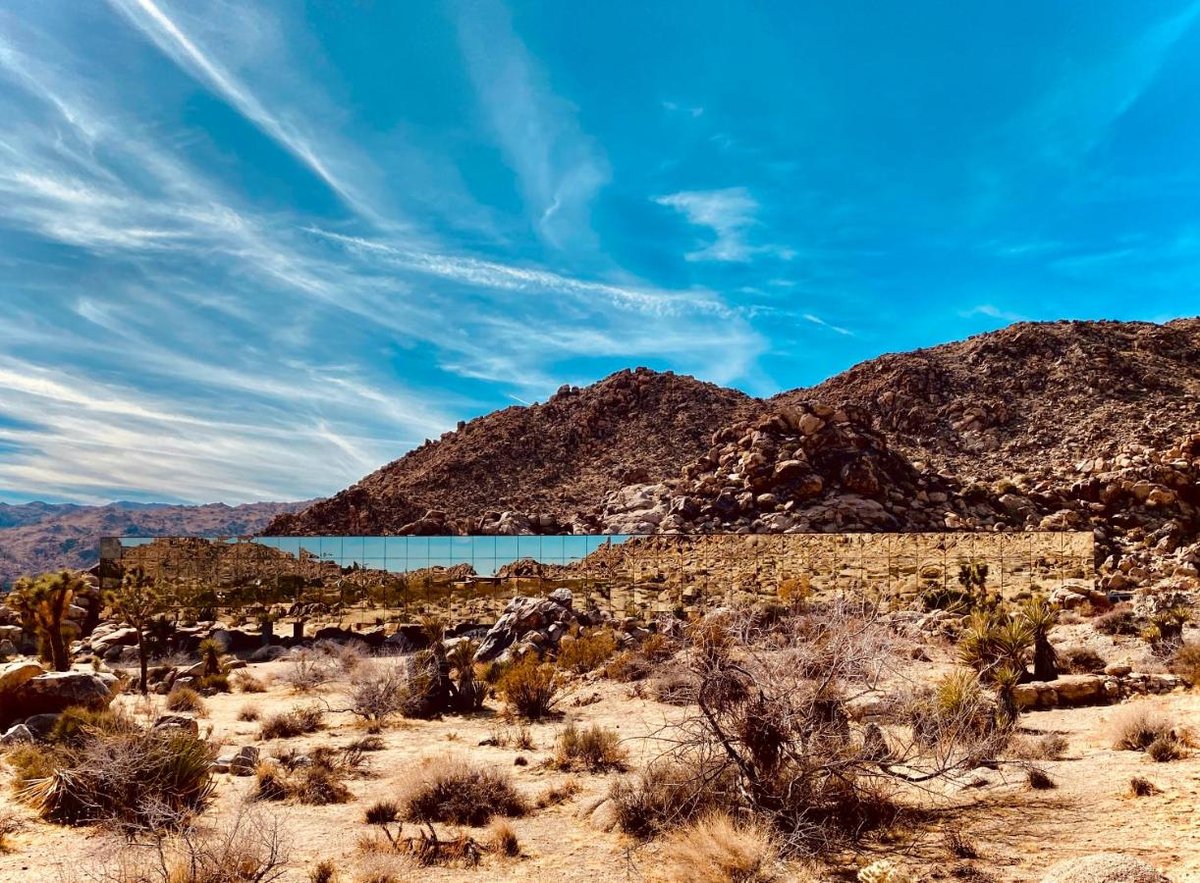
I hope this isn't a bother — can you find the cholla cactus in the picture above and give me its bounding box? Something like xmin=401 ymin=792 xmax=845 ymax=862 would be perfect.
xmin=858 ymin=859 xmax=915 ymax=883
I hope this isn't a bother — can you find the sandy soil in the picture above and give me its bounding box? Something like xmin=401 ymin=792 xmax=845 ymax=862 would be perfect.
xmin=3 ymin=631 xmax=1200 ymax=883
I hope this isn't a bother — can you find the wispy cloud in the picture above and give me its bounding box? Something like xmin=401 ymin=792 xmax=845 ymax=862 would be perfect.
xmin=960 ymin=305 xmax=1029 ymax=323
xmin=104 ymin=0 xmax=376 ymax=219
xmin=802 ymin=313 xmax=854 ymax=337
xmin=453 ymin=0 xmax=608 ymax=249
xmin=655 ymin=187 xmax=793 ymax=262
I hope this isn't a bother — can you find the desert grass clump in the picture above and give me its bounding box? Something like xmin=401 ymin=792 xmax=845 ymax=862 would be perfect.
xmin=1026 ymin=767 xmax=1055 ymax=790
xmin=556 ymin=629 xmax=618 ymax=674
xmin=650 ymin=812 xmax=781 ymax=883
xmin=487 ymin=818 xmax=520 ymax=857
xmin=1129 ymin=776 xmax=1160 ymax=797
xmin=534 ymin=777 xmax=581 ymax=808
xmin=497 ymin=655 xmax=559 ymax=720
xmin=0 ymin=809 xmax=20 ymax=853
xmin=165 ymin=685 xmax=206 ymax=714
xmin=238 ymin=705 xmax=261 ymax=722
xmin=48 ymin=705 xmax=136 ymax=747
xmin=552 ymin=722 xmax=628 ymax=772
xmin=1169 ymin=641 xmax=1200 ymax=686
xmin=1147 ymin=735 xmax=1185 ymax=763
xmin=400 ymin=758 xmax=527 ymax=826
xmin=1094 ymin=604 xmax=1139 ymax=636
xmin=1007 ymin=732 xmax=1068 ymax=761
xmin=20 ymin=725 xmax=214 ymax=831
xmin=348 ymin=735 xmax=386 ymax=753
xmin=232 ymin=671 xmax=267 ymax=693
xmin=1112 ymin=704 xmax=1176 ymax=752
xmin=604 ymin=650 xmax=653 ymax=682
xmin=309 ymin=858 xmax=340 ymax=883
xmin=609 ymin=754 xmax=736 ymax=839
xmin=259 ymin=705 xmax=324 ymax=740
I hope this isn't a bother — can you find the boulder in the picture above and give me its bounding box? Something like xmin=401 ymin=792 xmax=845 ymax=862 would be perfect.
xmin=0 ymin=723 xmax=33 ymax=745
xmin=153 ymin=714 xmax=200 ymax=737
xmin=1013 ymin=674 xmax=1119 ymax=711
xmin=2 ymin=670 xmax=120 ymax=727
xmin=1041 ymin=853 xmax=1168 ymax=883
xmin=474 ymin=592 xmax=579 ymax=663
xmin=0 ymin=661 xmax=44 ymax=694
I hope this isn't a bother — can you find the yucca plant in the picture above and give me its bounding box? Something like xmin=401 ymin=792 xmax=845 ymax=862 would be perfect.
xmin=1019 ymin=596 xmax=1059 ymax=681
xmin=958 ymin=607 xmax=1032 ymax=683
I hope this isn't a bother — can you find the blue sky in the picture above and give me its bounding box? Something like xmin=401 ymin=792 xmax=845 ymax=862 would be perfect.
xmin=1 ymin=1 xmax=1199 ymax=505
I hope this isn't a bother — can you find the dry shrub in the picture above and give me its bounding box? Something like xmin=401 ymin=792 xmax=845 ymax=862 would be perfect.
xmin=651 ymin=665 xmax=699 ymax=705
xmin=347 ymin=735 xmax=386 ymax=753
xmin=259 ymin=705 xmax=324 ymax=740
xmin=487 ymin=818 xmax=520 ymax=857
xmin=165 ymin=686 xmax=206 ymax=714
xmin=1111 ymin=704 xmax=1175 ymax=751
xmin=49 ymin=706 xmax=136 ymax=747
xmin=309 ymin=859 xmax=339 ymax=883
xmin=604 ymin=650 xmax=653 ymax=682
xmin=283 ymin=648 xmax=338 ymax=692
xmin=238 ymin=705 xmax=261 ymax=722
xmin=20 ymin=724 xmax=214 ymax=831
xmin=1129 ymin=776 xmax=1160 ymax=797
xmin=1006 ymin=732 xmax=1068 ymax=761
xmin=1060 ymin=645 xmax=1107 ymax=674
xmin=1094 ymin=604 xmax=1139 ymax=636
xmin=233 ymin=672 xmax=267 ymax=694
xmin=1026 ymin=767 xmax=1055 ymax=790
xmin=345 ymin=660 xmax=417 ymax=724
xmin=1147 ymin=735 xmax=1184 ymax=763
xmin=641 ymin=632 xmax=678 ymax=663
xmin=609 ymin=752 xmax=736 ymax=838
xmin=252 ymin=751 xmax=354 ymax=805
xmin=535 ymin=778 xmax=581 ymax=808
xmin=0 ymin=809 xmax=20 ymax=853
xmin=1169 ymin=641 xmax=1200 ymax=685
xmin=557 ymin=629 xmax=617 ymax=674
xmin=497 ymin=656 xmax=559 ymax=720
xmin=400 ymin=757 xmax=526 ymax=826
xmin=650 ymin=812 xmax=781 ymax=883
xmin=4 ymin=743 xmax=60 ymax=790
xmin=552 ymin=722 xmax=628 ymax=772
xmin=71 ymin=803 xmax=288 ymax=882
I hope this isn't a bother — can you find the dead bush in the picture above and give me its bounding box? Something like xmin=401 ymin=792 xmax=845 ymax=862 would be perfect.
xmin=400 ymin=757 xmax=526 ymax=826
xmin=551 ymin=722 xmax=628 ymax=772
xmin=651 ymin=665 xmax=699 ymax=705
xmin=1112 ymin=704 xmax=1175 ymax=751
xmin=497 ymin=656 xmax=559 ymax=720
xmin=1147 ymin=735 xmax=1185 ymax=763
xmin=309 ymin=859 xmax=339 ymax=883
xmin=0 ymin=809 xmax=20 ymax=853
xmin=1026 ymin=767 xmax=1055 ymax=789
xmin=238 ymin=705 xmax=261 ymax=722
xmin=1007 ymin=732 xmax=1068 ymax=761
xmin=650 ymin=811 xmax=781 ymax=883
xmin=640 ymin=602 xmax=981 ymax=854
xmin=282 ymin=648 xmax=338 ymax=692
xmin=534 ymin=778 xmax=581 ymax=808
xmin=233 ymin=672 xmax=267 ymax=694
xmin=1060 ymin=646 xmax=1107 ymax=674
xmin=604 ymin=650 xmax=653 ymax=682
xmin=1094 ymin=604 xmax=1139 ymax=636
xmin=165 ymin=686 xmax=206 ymax=715
xmin=259 ymin=705 xmax=324 ymax=740
xmin=487 ymin=818 xmax=520 ymax=857
xmin=1169 ymin=641 xmax=1200 ymax=685
xmin=609 ymin=752 xmax=737 ymax=838
xmin=345 ymin=660 xmax=416 ymax=724
xmin=1129 ymin=776 xmax=1160 ymax=797
xmin=251 ymin=750 xmax=355 ymax=805
xmin=70 ymin=803 xmax=288 ymax=882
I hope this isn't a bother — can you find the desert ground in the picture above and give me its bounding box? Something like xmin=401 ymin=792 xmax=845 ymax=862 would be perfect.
xmin=4 ymin=595 xmax=1200 ymax=883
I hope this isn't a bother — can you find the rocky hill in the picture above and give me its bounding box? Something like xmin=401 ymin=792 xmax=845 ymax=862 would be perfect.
xmin=266 ymin=368 xmax=760 ymax=536
xmin=780 ymin=318 xmax=1200 ymax=482
xmin=0 ymin=500 xmax=308 ymax=587
xmin=268 ymin=319 xmax=1199 ymax=593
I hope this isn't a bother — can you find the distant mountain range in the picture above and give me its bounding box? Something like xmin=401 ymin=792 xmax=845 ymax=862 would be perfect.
xmin=0 ymin=500 xmax=308 ymax=586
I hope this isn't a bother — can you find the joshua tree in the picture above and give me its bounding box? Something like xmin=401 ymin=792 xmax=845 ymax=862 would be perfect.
xmin=108 ymin=566 xmax=168 ymax=693
xmin=6 ymin=570 xmax=86 ymax=671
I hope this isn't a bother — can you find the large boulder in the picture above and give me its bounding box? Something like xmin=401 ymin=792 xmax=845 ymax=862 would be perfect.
xmin=2 ymin=670 xmax=121 ymax=728
xmin=474 ymin=590 xmax=577 ymax=663
xmin=1041 ymin=853 xmax=1168 ymax=882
